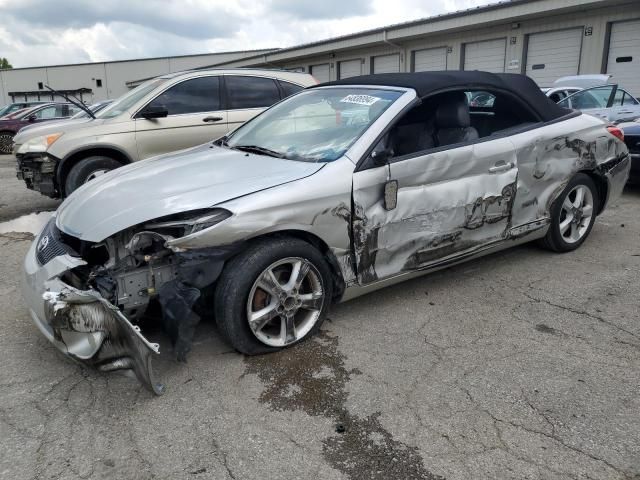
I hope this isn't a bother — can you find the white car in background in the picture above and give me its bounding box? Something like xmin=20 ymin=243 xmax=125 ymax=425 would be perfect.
xmin=543 ymin=74 xmax=640 ymax=123
xmin=542 ymin=74 xmax=610 ymax=102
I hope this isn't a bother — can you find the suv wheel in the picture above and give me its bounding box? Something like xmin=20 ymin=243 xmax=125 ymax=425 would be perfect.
xmin=214 ymin=237 xmax=333 ymax=355
xmin=64 ymin=156 xmax=122 ymax=196
xmin=0 ymin=132 xmax=14 ymax=154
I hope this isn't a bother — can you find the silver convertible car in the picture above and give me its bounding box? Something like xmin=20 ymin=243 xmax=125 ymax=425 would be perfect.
xmin=22 ymin=72 xmax=631 ymax=394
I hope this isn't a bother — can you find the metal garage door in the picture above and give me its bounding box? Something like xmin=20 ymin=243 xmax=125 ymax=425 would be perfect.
xmin=413 ymin=47 xmax=447 ymax=72
xmin=526 ymin=29 xmax=583 ymax=87
xmin=310 ymin=63 xmax=330 ymax=83
xmin=338 ymin=59 xmax=362 ymax=79
xmin=463 ymin=38 xmax=506 ymax=73
xmin=607 ymin=20 xmax=640 ymax=97
xmin=372 ymin=54 xmax=400 ymax=74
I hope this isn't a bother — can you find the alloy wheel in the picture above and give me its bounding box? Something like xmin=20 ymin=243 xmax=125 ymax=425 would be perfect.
xmin=559 ymin=185 xmax=594 ymax=244
xmin=246 ymin=257 xmax=325 ymax=347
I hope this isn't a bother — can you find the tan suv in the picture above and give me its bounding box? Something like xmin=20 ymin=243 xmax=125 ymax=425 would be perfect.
xmin=14 ymin=69 xmax=317 ymax=198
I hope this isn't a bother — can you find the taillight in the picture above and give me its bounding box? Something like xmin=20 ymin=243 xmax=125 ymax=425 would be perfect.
xmin=607 ymin=126 xmax=624 ymax=142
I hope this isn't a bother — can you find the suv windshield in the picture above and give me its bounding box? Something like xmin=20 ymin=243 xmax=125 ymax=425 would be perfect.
xmin=96 ymin=78 xmax=168 ymax=119
xmin=226 ymin=88 xmax=403 ymax=162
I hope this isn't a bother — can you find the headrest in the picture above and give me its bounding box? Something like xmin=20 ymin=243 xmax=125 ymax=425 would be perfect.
xmin=435 ymin=92 xmax=470 ymax=128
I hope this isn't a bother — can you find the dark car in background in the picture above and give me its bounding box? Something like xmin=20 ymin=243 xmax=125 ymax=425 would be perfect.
xmin=17 ymin=100 xmax=114 ymax=136
xmin=0 ymin=101 xmax=49 ymax=119
xmin=0 ymin=102 xmax=81 ymax=154
xmin=620 ymin=122 xmax=640 ymax=184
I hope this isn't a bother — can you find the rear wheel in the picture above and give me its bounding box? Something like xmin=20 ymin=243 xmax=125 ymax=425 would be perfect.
xmin=539 ymin=173 xmax=598 ymax=252
xmin=214 ymin=237 xmax=333 ymax=355
xmin=0 ymin=131 xmax=14 ymax=154
xmin=64 ymin=156 xmax=122 ymax=196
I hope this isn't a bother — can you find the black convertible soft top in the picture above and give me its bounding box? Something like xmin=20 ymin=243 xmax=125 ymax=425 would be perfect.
xmin=317 ymin=71 xmax=570 ymax=122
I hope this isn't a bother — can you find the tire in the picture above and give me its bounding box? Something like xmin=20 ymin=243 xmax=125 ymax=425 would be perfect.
xmin=64 ymin=156 xmax=122 ymax=196
xmin=0 ymin=131 xmax=14 ymax=154
xmin=539 ymin=173 xmax=599 ymax=253
xmin=214 ymin=237 xmax=333 ymax=355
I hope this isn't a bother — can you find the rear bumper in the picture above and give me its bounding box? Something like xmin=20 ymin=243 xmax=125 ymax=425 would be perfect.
xmin=15 ymin=152 xmax=60 ymax=198
xmin=22 ymin=234 xmax=165 ymax=394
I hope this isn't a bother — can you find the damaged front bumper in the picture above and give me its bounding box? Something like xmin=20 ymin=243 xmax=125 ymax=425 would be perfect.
xmin=15 ymin=152 xmax=59 ymax=198
xmin=22 ymin=238 xmax=165 ymax=395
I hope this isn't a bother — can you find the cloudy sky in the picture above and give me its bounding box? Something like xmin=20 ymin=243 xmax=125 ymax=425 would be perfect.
xmin=0 ymin=0 xmax=488 ymax=68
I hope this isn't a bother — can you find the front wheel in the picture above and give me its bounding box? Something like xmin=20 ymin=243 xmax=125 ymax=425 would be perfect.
xmin=214 ymin=237 xmax=333 ymax=355
xmin=0 ymin=131 xmax=14 ymax=154
xmin=539 ymin=173 xmax=599 ymax=252
xmin=64 ymin=156 xmax=122 ymax=196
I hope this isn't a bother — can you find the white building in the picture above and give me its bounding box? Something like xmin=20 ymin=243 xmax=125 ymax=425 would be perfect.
xmin=0 ymin=50 xmax=275 ymax=105
xmin=206 ymin=0 xmax=640 ymax=96
xmin=2 ymin=0 xmax=640 ymax=105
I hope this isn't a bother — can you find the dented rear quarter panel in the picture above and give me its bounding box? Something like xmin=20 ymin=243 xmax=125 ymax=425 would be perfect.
xmin=509 ymin=113 xmax=629 ymax=228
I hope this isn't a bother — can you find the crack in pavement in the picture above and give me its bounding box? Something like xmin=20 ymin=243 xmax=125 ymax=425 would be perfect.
xmin=459 ymin=386 xmax=632 ymax=479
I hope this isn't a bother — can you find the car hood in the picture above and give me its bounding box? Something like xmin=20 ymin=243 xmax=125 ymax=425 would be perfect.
xmin=17 ymin=118 xmax=93 ymax=136
xmin=13 ymin=118 xmax=106 ymax=143
xmin=56 ymin=144 xmax=325 ymax=242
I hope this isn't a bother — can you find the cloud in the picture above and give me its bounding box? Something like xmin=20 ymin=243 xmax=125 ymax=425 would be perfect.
xmin=1 ymin=0 xmax=241 ymax=39
xmin=270 ymin=0 xmax=373 ymax=20
xmin=0 ymin=0 xmax=489 ymax=68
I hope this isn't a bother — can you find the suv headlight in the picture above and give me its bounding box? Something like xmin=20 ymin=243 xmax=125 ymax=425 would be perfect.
xmin=17 ymin=133 xmax=63 ymax=154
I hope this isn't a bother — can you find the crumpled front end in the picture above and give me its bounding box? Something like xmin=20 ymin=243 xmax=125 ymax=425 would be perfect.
xmin=15 ymin=152 xmax=60 ymax=198
xmin=23 ymin=213 xmax=237 ymax=394
xmin=22 ymin=231 xmax=165 ymax=394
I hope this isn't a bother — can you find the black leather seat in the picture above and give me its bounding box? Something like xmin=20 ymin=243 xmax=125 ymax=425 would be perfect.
xmin=434 ymin=93 xmax=479 ymax=147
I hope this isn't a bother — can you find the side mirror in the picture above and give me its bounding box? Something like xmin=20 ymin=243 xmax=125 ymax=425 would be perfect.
xmin=138 ymin=105 xmax=168 ymax=119
xmin=28 ymin=114 xmax=37 ymax=122
xmin=370 ymin=147 xmax=394 ymax=166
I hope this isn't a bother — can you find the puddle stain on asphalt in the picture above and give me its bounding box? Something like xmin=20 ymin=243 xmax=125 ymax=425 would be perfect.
xmin=244 ymin=331 xmax=443 ymax=480
xmin=535 ymin=323 xmax=559 ymax=335
xmin=0 ymin=211 xmax=53 ymax=235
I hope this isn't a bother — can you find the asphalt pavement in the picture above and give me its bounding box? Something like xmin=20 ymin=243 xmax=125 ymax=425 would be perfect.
xmin=1 ymin=153 xmax=639 ymax=480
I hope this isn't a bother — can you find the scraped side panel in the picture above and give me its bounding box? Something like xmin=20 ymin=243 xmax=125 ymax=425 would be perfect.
xmin=353 ymin=138 xmax=518 ymax=284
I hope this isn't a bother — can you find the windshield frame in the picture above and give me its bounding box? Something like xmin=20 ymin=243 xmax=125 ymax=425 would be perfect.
xmin=224 ymin=85 xmax=410 ymax=163
xmin=95 ymin=77 xmax=171 ymax=119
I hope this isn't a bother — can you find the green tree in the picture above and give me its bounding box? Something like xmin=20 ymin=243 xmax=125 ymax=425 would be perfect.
xmin=0 ymin=58 xmax=13 ymax=69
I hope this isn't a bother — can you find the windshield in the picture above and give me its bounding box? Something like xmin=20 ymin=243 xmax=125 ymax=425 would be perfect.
xmin=226 ymin=88 xmax=403 ymax=162
xmin=558 ymin=85 xmax=613 ymax=110
xmin=96 ymin=78 xmax=168 ymax=119
xmin=12 ymin=105 xmax=42 ymax=120
xmin=71 ymin=101 xmax=112 ymax=119
xmin=0 ymin=105 xmax=13 ymax=117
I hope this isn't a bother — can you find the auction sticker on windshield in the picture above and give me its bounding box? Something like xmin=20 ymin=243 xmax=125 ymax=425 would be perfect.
xmin=340 ymin=94 xmax=381 ymax=106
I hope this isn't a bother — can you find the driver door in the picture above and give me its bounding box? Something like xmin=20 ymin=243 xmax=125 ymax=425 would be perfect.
xmin=352 ymin=138 xmax=518 ymax=284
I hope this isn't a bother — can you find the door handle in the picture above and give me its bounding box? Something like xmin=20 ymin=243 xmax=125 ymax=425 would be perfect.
xmin=488 ymin=161 xmax=514 ymax=173
xmin=203 ymin=116 xmax=223 ymax=123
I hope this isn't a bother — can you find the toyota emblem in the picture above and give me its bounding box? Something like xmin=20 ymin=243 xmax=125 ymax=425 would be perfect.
xmin=37 ymin=235 xmax=50 ymax=252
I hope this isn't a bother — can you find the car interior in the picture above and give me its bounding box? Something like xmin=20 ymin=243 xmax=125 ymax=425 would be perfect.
xmin=380 ymin=89 xmax=540 ymax=159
